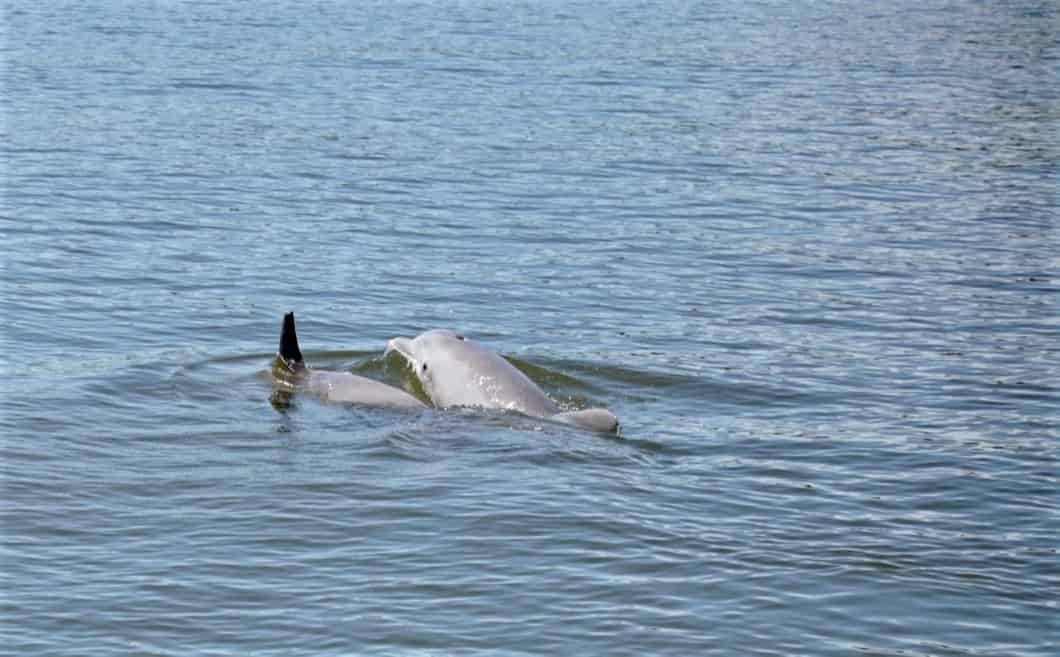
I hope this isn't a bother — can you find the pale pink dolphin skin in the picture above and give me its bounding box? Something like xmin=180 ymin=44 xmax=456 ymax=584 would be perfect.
xmin=386 ymin=329 xmax=619 ymax=433
xmin=273 ymin=313 xmax=425 ymax=409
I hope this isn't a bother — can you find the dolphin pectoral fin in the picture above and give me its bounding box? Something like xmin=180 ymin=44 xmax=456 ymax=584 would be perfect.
xmin=278 ymin=312 xmax=305 ymax=369
xmin=273 ymin=311 xmax=308 ymax=384
xmin=552 ymin=408 xmax=619 ymax=433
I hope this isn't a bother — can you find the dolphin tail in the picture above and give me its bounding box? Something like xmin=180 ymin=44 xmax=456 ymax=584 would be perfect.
xmin=552 ymin=408 xmax=619 ymax=433
xmin=276 ymin=312 xmax=306 ymax=373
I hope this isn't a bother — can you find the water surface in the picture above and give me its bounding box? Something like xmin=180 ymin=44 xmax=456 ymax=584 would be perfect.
xmin=2 ymin=1 xmax=1058 ymax=655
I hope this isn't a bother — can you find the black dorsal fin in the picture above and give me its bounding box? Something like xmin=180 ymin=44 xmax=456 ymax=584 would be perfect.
xmin=278 ymin=312 xmax=304 ymax=366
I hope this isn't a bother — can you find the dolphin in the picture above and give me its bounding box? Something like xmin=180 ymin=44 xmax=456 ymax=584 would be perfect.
xmin=273 ymin=312 xmax=426 ymax=409
xmin=386 ymin=329 xmax=619 ymax=433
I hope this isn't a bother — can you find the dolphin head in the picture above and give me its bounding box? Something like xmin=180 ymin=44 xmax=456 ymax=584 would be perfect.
xmin=386 ymin=329 xmax=469 ymax=405
xmin=385 ymin=329 xmax=558 ymax=416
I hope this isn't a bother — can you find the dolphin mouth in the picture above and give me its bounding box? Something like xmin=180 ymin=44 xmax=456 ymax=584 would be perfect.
xmin=385 ymin=337 xmax=416 ymax=368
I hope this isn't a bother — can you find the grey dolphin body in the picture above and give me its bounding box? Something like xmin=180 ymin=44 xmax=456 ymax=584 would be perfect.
xmin=273 ymin=313 xmax=425 ymax=409
xmin=386 ymin=329 xmax=619 ymax=432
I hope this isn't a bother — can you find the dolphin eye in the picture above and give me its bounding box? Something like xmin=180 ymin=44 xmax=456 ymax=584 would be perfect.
xmin=421 ymin=362 xmax=428 ymax=372
xmin=456 ymin=335 xmax=465 ymax=341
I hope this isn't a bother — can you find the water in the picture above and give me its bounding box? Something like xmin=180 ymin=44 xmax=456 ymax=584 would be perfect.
xmin=2 ymin=1 xmax=1058 ymax=654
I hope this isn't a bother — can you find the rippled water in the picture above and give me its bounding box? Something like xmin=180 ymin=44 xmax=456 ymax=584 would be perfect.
xmin=2 ymin=1 xmax=1058 ymax=655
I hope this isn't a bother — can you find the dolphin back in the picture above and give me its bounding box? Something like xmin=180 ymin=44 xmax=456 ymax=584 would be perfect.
xmin=552 ymin=408 xmax=620 ymax=433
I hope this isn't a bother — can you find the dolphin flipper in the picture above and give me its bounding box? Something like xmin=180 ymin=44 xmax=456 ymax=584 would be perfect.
xmin=552 ymin=408 xmax=619 ymax=433
xmin=278 ymin=311 xmax=304 ymax=368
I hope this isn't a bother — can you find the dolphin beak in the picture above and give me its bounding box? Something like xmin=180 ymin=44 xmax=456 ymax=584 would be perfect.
xmin=385 ymin=337 xmax=415 ymax=367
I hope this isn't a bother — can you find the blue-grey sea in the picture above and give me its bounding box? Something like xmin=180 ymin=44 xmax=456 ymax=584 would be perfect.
xmin=2 ymin=1 xmax=1058 ymax=655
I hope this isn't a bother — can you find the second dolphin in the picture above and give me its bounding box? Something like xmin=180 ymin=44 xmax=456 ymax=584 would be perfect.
xmin=386 ymin=329 xmax=619 ymax=432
